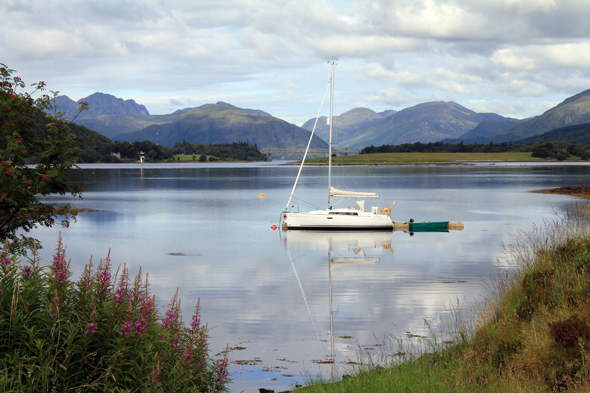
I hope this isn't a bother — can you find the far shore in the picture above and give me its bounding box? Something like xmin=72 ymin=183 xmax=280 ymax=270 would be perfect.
xmin=532 ymin=184 xmax=590 ymax=199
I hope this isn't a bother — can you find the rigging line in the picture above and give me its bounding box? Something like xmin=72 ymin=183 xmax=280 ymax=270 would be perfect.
xmin=287 ymin=251 xmax=326 ymax=358
xmin=284 ymin=77 xmax=332 ymax=212
xmin=289 ymin=196 xmax=322 ymax=210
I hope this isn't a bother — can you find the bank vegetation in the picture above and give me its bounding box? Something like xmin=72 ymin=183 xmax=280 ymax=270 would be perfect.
xmin=302 ymin=203 xmax=590 ymax=392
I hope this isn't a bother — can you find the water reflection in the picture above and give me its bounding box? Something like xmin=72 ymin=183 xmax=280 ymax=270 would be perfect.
xmin=284 ymin=230 xmax=394 ymax=380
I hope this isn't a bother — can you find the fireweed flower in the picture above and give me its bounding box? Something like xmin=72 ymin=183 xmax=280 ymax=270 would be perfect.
xmin=97 ymin=251 xmax=113 ymax=294
xmin=51 ymin=236 xmax=70 ymax=286
xmin=120 ymin=321 xmax=133 ymax=336
xmin=78 ymin=257 xmax=94 ymax=292
xmin=21 ymin=265 xmax=33 ymax=279
xmin=85 ymin=322 xmax=98 ymax=335
xmin=0 ymin=258 xmax=10 ymax=266
xmin=134 ymin=317 xmax=147 ymax=336
xmin=115 ymin=265 xmax=130 ymax=306
xmin=52 ymin=254 xmax=69 ymax=285
xmin=216 ymin=348 xmax=229 ymax=383
xmin=148 ymin=361 xmax=162 ymax=390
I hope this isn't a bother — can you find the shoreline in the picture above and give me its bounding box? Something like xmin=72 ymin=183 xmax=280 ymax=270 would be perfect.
xmin=284 ymin=160 xmax=585 ymax=166
xmin=532 ymin=184 xmax=590 ymax=199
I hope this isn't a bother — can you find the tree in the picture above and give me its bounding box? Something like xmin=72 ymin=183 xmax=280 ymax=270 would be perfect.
xmin=0 ymin=64 xmax=86 ymax=250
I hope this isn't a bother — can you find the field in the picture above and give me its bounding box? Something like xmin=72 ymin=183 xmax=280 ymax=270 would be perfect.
xmin=303 ymin=152 xmax=546 ymax=164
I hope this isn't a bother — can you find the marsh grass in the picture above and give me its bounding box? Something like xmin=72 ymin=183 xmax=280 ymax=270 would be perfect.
xmin=300 ymin=204 xmax=590 ymax=392
xmin=0 ymin=234 xmax=229 ymax=392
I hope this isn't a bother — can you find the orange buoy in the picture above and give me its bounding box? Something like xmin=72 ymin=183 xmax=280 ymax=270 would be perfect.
xmin=259 ymin=193 xmax=265 ymax=197
xmin=271 ymin=225 xmax=277 ymax=230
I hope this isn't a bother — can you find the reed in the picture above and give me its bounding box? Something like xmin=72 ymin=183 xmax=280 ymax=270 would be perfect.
xmin=300 ymin=203 xmax=590 ymax=392
xmin=0 ymin=234 xmax=229 ymax=392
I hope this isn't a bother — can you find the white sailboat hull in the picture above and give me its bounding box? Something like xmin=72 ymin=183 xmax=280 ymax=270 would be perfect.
xmin=284 ymin=210 xmax=393 ymax=230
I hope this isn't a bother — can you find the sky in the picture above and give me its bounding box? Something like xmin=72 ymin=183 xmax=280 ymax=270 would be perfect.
xmin=2 ymin=0 xmax=590 ymax=126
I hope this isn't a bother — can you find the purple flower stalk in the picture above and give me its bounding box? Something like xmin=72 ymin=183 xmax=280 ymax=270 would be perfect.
xmin=120 ymin=321 xmax=133 ymax=336
xmin=85 ymin=322 xmax=98 ymax=335
xmin=21 ymin=265 xmax=33 ymax=279
xmin=0 ymin=258 xmax=10 ymax=266
xmin=51 ymin=236 xmax=70 ymax=286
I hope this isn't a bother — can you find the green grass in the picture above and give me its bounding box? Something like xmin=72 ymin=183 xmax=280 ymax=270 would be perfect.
xmin=174 ymin=154 xmax=207 ymax=162
xmin=299 ymin=204 xmax=590 ymax=392
xmin=304 ymin=152 xmax=546 ymax=164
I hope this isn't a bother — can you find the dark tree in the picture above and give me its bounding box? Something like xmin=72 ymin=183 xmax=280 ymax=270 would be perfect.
xmin=0 ymin=64 xmax=85 ymax=250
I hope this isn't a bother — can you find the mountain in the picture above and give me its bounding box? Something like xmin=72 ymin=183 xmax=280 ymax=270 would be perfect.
xmin=515 ymin=122 xmax=590 ymax=144
xmin=74 ymin=109 xmax=192 ymax=139
xmin=55 ymin=92 xmax=149 ymax=120
xmin=114 ymin=102 xmax=328 ymax=149
xmin=301 ymin=108 xmax=385 ymax=146
xmin=487 ymin=89 xmax=590 ymax=142
xmin=304 ymin=101 xmax=513 ymax=147
xmin=444 ymin=118 xmax=520 ymax=143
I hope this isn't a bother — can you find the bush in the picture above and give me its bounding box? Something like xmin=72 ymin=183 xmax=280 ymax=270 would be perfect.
xmin=0 ymin=236 xmax=229 ymax=392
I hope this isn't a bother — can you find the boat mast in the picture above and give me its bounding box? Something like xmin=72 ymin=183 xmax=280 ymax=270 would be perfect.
xmin=328 ymin=62 xmax=335 ymax=209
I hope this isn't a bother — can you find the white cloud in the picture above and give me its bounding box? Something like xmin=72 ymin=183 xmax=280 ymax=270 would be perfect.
xmin=371 ymin=88 xmax=417 ymax=106
xmin=282 ymin=80 xmax=297 ymax=90
xmin=1 ymin=0 xmax=590 ymax=121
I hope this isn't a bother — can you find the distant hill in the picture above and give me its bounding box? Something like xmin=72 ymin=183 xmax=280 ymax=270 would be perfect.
xmin=115 ymin=102 xmax=328 ymax=149
xmin=373 ymin=101 xmax=512 ymax=145
xmin=487 ymin=89 xmax=590 ymax=142
xmin=444 ymin=118 xmax=520 ymax=143
xmin=301 ymin=108 xmax=385 ymax=147
xmin=515 ymin=122 xmax=590 ymax=144
xmin=55 ymin=92 xmax=149 ymax=120
xmin=74 ymin=109 xmax=192 ymax=139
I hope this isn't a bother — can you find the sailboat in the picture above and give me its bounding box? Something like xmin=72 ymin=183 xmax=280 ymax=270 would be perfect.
xmin=282 ymin=63 xmax=394 ymax=230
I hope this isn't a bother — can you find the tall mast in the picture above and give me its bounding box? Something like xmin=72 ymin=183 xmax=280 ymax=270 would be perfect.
xmin=328 ymin=62 xmax=335 ymax=209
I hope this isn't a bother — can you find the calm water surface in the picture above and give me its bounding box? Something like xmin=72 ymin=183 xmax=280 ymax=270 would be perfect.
xmin=31 ymin=161 xmax=590 ymax=392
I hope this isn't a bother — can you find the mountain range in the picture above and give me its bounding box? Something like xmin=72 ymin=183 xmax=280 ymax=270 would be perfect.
xmin=64 ymin=89 xmax=590 ymax=149
xmin=56 ymin=92 xmax=149 ymax=119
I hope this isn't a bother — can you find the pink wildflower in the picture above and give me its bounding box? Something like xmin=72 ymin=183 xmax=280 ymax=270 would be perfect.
xmin=0 ymin=258 xmax=10 ymax=266
xmin=51 ymin=235 xmax=70 ymax=286
xmin=85 ymin=322 xmax=98 ymax=335
xmin=120 ymin=321 xmax=133 ymax=336
xmin=215 ymin=346 xmax=230 ymax=384
xmin=21 ymin=265 xmax=33 ymax=279
xmin=162 ymin=310 xmax=176 ymax=328
xmin=148 ymin=361 xmax=162 ymax=390
xmin=79 ymin=257 xmax=94 ymax=292
xmin=134 ymin=317 xmax=147 ymax=336
xmin=97 ymin=250 xmax=112 ymax=294
xmin=172 ymin=337 xmax=182 ymax=350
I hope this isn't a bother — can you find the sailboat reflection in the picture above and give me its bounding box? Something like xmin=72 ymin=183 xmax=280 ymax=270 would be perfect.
xmin=284 ymin=230 xmax=393 ymax=379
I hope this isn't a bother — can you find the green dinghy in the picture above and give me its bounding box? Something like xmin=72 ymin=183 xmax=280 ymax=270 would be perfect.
xmin=409 ymin=221 xmax=449 ymax=232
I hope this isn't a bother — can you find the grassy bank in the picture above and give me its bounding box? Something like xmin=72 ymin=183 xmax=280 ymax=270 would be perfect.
xmin=301 ymin=204 xmax=590 ymax=392
xmin=304 ymin=152 xmax=547 ymax=164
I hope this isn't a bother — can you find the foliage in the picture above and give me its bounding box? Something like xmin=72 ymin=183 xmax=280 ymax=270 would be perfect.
xmin=360 ymin=140 xmax=590 ymax=161
xmin=305 ymin=152 xmax=542 ymax=164
xmin=0 ymin=236 xmax=229 ymax=392
xmin=360 ymin=141 xmax=516 ymax=154
xmin=171 ymin=140 xmax=266 ymax=162
xmin=0 ymin=64 xmax=85 ymax=250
